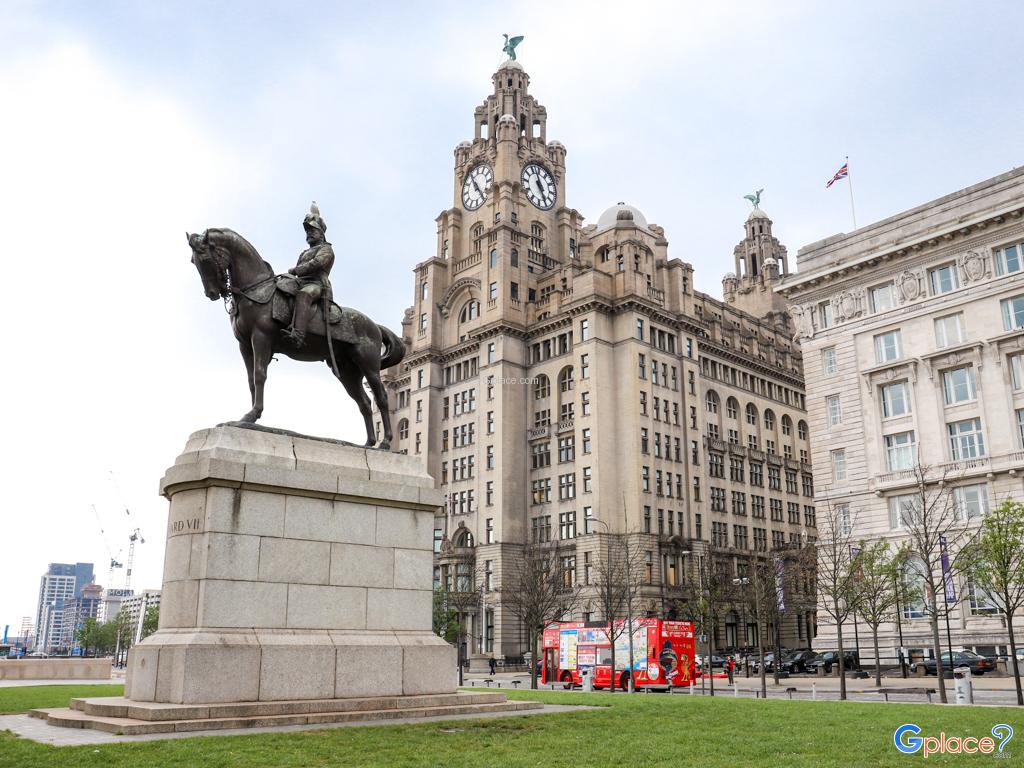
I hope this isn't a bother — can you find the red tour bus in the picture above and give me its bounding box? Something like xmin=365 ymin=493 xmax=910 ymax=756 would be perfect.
xmin=541 ymin=619 xmax=695 ymax=690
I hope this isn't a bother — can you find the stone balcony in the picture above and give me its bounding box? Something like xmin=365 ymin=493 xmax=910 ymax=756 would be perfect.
xmin=870 ymin=449 xmax=1024 ymax=492
xmin=452 ymin=252 xmax=481 ymax=275
xmin=528 ymin=424 xmax=551 ymax=440
xmin=556 ymin=418 xmax=575 ymax=434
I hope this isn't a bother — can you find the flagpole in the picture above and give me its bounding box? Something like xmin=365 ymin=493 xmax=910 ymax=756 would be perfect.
xmin=845 ymin=155 xmax=858 ymax=230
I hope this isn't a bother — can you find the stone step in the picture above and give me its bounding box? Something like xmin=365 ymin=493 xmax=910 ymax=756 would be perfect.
xmin=68 ymin=691 xmax=508 ymax=721
xmin=32 ymin=696 xmax=543 ymax=736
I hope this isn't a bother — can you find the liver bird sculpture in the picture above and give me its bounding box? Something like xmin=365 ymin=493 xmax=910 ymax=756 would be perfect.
xmin=503 ymin=34 xmax=524 ymax=60
xmin=744 ymin=189 xmax=764 ymax=208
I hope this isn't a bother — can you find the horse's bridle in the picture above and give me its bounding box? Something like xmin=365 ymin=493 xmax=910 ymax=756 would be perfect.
xmin=195 ymin=231 xmax=276 ymax=314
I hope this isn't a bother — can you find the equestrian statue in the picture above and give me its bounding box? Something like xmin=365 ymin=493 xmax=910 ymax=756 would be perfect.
xmin=187 ymin=203 xmax=405 ymax=449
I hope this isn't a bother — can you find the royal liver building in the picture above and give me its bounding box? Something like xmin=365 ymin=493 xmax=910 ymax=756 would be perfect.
xmin=377 ymin=58 xmax=817 ymax=664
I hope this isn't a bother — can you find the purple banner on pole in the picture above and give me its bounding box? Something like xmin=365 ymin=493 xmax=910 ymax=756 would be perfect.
xmin=775 ymin=558 xmax=785 ymax=613
xmin=939 ymin=535 xmax=956 ymax=603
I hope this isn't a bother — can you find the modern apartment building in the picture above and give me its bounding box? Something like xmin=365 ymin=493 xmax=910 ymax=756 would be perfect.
xmin=377 ymin=59 xmax=816 ymax=661
xmin=34 ymin=562 xmax=94 ymax=652
xmin=779 ymin=166 xmax=1024 ymax=658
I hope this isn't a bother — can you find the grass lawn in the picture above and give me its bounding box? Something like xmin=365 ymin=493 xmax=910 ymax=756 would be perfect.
xmin=0 ymin=685 xmax=1020 ymax=767
xmin=0 ymin=684 xmax=123 ymax=715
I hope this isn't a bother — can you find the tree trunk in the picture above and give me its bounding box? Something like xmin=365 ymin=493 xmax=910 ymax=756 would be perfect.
xmin=872 ymin=626 xmax=882 ymax=687
xmin=834 ymin=597 xmax=847 ymax=700
xmin=530 ymin=630 xmax=539 ymax=690
xmin=707 ymin=622 xmax=716 ymax=696
xmin=928 ymin=601 xmax=947 ymax=704
xmin=1006 ymin=609 xmax=1022 ymax=707
xmin=608 ymin=623 xmax=616 ymax=695
xmin=758 ymin=622 xmax=766 ymax=699
xmin=773 ymin=627 xmax=781 ymax=687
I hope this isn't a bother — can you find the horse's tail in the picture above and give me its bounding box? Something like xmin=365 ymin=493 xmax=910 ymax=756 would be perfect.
xmin=379 ymin=325 xmax=406 ymax=370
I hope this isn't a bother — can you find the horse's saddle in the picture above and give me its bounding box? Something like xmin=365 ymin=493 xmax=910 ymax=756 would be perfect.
xmin=254 ymin=275 xmax=359 ymax=344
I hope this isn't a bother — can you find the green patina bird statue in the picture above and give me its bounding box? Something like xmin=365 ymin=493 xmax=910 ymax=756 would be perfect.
xmin=503 ymin=34 xmax=524 ymax=60
xmin=744 ymin=189 xmax=764 ymax=208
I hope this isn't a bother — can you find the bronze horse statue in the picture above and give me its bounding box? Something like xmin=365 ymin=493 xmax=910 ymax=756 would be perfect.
xmin=187 ymin=228 xmax=405 ymax=449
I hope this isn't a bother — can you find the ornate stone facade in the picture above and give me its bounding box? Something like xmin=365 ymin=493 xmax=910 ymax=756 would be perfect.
xmin=779 ymin=166 xmax=1024 ymax=661
xmin=375 ymin=61 xmax=816 ymax=662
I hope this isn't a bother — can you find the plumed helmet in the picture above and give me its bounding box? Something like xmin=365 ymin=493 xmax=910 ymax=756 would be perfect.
xmin=303 ymin=201 xmax=327 ymax=233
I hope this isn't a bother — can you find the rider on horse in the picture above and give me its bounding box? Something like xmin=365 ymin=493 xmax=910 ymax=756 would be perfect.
xmin=285 ymin=202 xmax=335 ymax=347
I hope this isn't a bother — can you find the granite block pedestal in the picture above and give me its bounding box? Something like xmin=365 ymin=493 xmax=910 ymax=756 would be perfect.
xmin=124 ymin=425 xmax=456 ymax=706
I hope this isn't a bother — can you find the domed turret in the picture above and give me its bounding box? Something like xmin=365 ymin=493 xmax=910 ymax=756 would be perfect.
xmin=596 ymin=202 xmax=649 ymax=231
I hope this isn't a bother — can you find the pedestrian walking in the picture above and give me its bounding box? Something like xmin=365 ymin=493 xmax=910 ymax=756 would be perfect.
xmin=488 ymin=656 xmax=497 ymax=675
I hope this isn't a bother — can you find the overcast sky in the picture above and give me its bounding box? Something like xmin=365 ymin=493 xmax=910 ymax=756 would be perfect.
xmin=1 ymin=0 xmax=1021 ymax=634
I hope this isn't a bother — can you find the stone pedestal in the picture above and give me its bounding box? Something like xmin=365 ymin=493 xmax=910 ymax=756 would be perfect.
xmin=126 ymin=424 xmax=455 ymax=705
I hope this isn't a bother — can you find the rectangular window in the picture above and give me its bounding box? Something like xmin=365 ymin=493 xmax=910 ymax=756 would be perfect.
xmin=885 ymin=431 xmax=917 ymax=471
xmin=995 ymin=242 xmax=1023 ymax=276
xmin=822 ymin=347 xmax=838 ymax=376
xmin=948 ymin=418 xmax=986 ymax=459
xmin=881 ymin=381 xmax=911 ymax=418
xmin=489 ymin=282 xmax=497 ymax=301
xmin=1002 ymin=295 xmax=1024 ymax=330
xmin=942 ymin=366 xmax=976 ymax=405
xmin=581 ymin=391 xmax=591 ymax=416
xmin=831 ymin=449 xmax=846 ymax=482
xmin=818 ymin=301 xmax=834 ymax=329
xmin=929 ymin=263 xmax=960 ymax=295
xmin=580 ymin=319 xmax=590 ymax=341
xmin=888 ymin=493 xmax=916 ymax=529
xmin=419 ymin=313 xmax=427 ymax=331
xmin=580 ymin=353 xmax=589 ymax=379
xmin=869 ymin=283 xmax=894 ymax=313
xmin=510 ymin=282 xmax=519 ymax=300
xmin=638 ymin=353 xmax=646 ymax=379
xmin=873 ymin=330 xmax=901 ymax=363
xmin=934 ymin=314 xmax=965 ymax=348
xmin=954 ymin=483 xmax=989 ymax=520
xmin=636 ymin=318 xmax=644 ymax=340
xmin=1012 ymin=354 xmax=1024 ymax=391
xmin=826 ymin=395 xmax=842 ymax=426
xmin=1017 ymin=408 xmax=1024 ymax=447
xmin=583 ymin=466 xmax=592 ymax=493
xmin=487 ymin=342 xmax=496 ymax=364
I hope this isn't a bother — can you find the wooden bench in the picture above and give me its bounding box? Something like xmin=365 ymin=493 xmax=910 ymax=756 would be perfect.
xmin=875 ymin=687 xmax=937 ymax=703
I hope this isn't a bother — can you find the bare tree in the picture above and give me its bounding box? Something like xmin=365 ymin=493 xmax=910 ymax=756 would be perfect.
xmin=815 ymin=496 xmax=859 ymax=700
xmin=897 ymin=463 xmax=978 ymax=704
xmin=441 ymin=558 xmax=486 ymax=686
xmin=673 ymin=545 xmax=732 ymax=696
xmin=850 ymin=539 xmax=912 ymax=687
xmin=965 ymin=499 xmax=1024 ymax=706
xmin=760 ymin=543 xmax=817 ymax=687
xmin=500 ymin=542 xmax=584 ymax=690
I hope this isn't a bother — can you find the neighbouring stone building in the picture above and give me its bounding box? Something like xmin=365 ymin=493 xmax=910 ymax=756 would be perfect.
xmin=376 ymin=59 xmax=817 ymax=664
xmin=779 ymin=166 xmax=1024 ymax=661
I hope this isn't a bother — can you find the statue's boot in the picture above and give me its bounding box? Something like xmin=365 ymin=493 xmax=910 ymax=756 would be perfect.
xmin=286 ymin=292 xmax=314 ymax=347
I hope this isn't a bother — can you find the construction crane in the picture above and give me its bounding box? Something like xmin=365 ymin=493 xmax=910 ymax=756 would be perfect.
xmin=91 ymin=504 xmax=124 ymax=587
xmin=124 ymin=528 xmax=145 ymax=592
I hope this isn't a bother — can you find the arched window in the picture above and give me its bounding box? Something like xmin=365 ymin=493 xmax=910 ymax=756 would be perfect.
xmin=705 ymin=390 xmax=720 ymax=414
xmin=558 ymin=366 xmax=574 ymax=393
xmin=781 ymin=415 xmax=793 ymax=436
xmin=745 ymin=403 xmax=758 ymax=426
xmin=534 ymin=374 xmax=550 ymax=400
xmin=763 ymin=409 xmax=776 ymax=431
xmin=726 ymin=397 xmax=739 ymax=419
xmin=797 ymin=420 xmax=809 ymax=440
xmin=459 ymin=300 xmax=480 ymax=323
xmin=398 ymin=419 xmax=409 ymax=441
xmin=454 ymin=529 xmax=475 ymax=548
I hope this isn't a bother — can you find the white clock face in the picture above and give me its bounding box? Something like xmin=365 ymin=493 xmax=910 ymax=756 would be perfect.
xmin=461 ymin=163 xmax=493 ymax=211
xmin=522 ymin=163 xmax=556 ymax=210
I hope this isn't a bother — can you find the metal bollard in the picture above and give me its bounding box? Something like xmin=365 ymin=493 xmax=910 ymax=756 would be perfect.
xmin=689 ymin=682 xmax=694 ymax=695
xmin=953 ymin=667 xmax=974 ymax=705
xmin=734 ymin=683 xmax=739 ymax=697
xmin=811 ymin=683 xmax=816 ymax=700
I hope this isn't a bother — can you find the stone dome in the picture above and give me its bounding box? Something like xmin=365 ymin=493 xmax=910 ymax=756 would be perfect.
xmin=456 ymin=140 xmax=472 ymax=149
xmin=498 ymin=59 xmax=524 ymax=71
xmin=763 ymin=255 xmax=778 ymax=266
xmin=596 ymin=202 xmax=648 ymax=230
xmin=548 ymin=140 xmax=564 ymax=149
xmin=747 ymin=206 xmax=770 ymax=221
xmin=498 ymin=113 xmax=517 ymax=126
xmin=724 ymin=272 xmax=737 ymax=281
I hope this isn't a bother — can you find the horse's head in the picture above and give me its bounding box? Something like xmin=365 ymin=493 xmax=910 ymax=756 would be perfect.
xmin=187 ymin=229 xmax=228 ymax=301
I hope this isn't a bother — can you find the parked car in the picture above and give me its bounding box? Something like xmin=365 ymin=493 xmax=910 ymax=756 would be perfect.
xmin=780 ymin=650 xmax=818 ymax=674
xmin=750 ymin=653 xmax=777 ymax=673
xmin=806 ymin=651 xmax=859 ymax=674
xmin=910 ymin=651 xmax=996 ymax=676
xmin=695 ymin=654 xmax=727 ymax=669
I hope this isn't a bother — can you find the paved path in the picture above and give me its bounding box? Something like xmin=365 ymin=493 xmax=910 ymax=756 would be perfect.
xmin=463 ymin=671 xmax=1024 ymax=706
xmin=1 ymin=703 xmax=589 ymax=746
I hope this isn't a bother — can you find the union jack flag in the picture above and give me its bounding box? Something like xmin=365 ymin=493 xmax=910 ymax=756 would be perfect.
xmin=826 ymin=162 xmax=849 ymax=188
